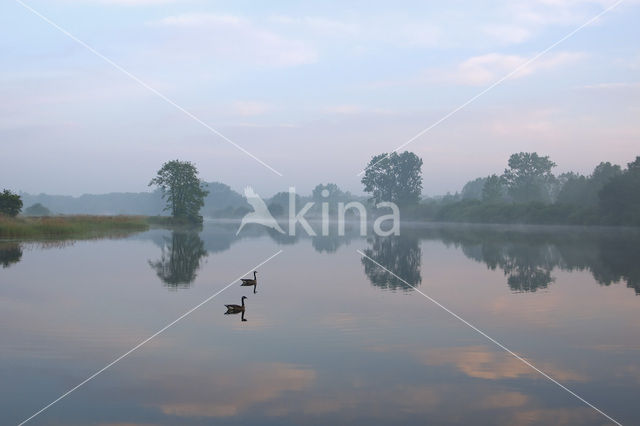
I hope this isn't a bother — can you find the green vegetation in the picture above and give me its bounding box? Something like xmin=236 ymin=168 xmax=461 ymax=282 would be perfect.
xmin=149 ymin=160 xmax=209 ymax=224
xmin=24 ymin=203 xmax=52 ymax=216
xmin=360 ymin=151 xmax=640 ymax=226
xmin=502 ymin=152 xmax=556 ymax=203
xmin=0 ymin=215 xmax=149 ymax=239
xmin=0 ymin=189 xmax=22 ymax=217
xmin=413 ymin=153 xmax=640 ymax=226
xmin=361 ymin=151 xmax=423 ymax=205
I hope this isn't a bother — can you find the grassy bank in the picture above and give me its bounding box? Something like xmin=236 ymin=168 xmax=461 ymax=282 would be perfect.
xmin=0 ymin=215 xmax=150 ymax=239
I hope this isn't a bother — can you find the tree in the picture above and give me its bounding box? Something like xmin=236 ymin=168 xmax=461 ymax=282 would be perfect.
xmin=592 ymin=161 xmax=622 ymax=187
xmin=312 ymin=183 xmax=345 ymax=201
xmin=557 ymin=163 xmax=622 ymax=207
xmin=461 ymin=177 xmax=487 ymax=200
xmin=24 ymin=203 xmax=51 ymax=216
xmin=482 ymin=174 xmax=504 ymax=203
xmin=311 ymin=183 xmax=349 ymax=215
xmin=0 ymin=189 xmax=22 ymax=217
xmin=502 ymin=152 xmax=556 ymax=203
xmin=599 ymin=156 xmax=640 ymax=225
xmin=149 ymin=160 xmax=209 ymax=223
xmin=556 ymin=173 xmax=589 ymax=206
xmin=267 ymin=191 xmax=302 ymax=218
xmin=361 ymin=151 xmax=423 ymax=205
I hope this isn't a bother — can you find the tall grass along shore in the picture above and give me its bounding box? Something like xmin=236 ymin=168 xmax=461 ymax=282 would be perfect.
xmin=0 ymin=215 xmax=150 ymax=239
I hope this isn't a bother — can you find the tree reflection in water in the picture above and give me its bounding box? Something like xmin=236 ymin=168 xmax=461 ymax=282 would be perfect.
xmin=461 ymin=241 xmax=557 ymax=292
xmin=0 ymin=242 xmax=22 ymax=268
xmin=149 ymin=231 xmax=207 ymax=289
xmin=362 ymin=235 xmax=421 ymax=291
xmin=359 ymin=226 xmax=640 ymax=295
xmin=429 ymin=226 xmax=640 ymax=294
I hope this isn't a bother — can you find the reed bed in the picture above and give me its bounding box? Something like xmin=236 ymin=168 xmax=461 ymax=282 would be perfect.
xmin=0 ymin=215 xmax=149 ymax=239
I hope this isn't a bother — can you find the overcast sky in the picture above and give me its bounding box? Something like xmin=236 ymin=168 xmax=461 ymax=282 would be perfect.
xmin=1 ymin=0 xmax=638 ymax=197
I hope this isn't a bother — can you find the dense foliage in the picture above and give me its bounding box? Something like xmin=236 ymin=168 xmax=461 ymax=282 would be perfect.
xmin=411 ymin=153 xmax=640 ymax=226
xmin=24 ymin=203 xmax=52 ymax=216
xmin=502 ymin=152 xmax=556 ymax=203
xmin=149 ymin=160 xmax=209 ymax=223
xmin=361 ymin=151 xmax=423 ymax=205
xmin=0 ymin=189 xmax=22 ymax=217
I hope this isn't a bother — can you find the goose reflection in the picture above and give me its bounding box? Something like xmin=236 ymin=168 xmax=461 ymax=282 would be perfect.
xmin=224 ymin=296 xmax=248 ymax=321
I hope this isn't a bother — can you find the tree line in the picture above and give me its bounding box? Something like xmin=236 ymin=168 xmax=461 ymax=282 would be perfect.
xmin=3 ymin=153 xmax=639 ymax=226
xmin=360 ymin=151 xmax=640 ymax=226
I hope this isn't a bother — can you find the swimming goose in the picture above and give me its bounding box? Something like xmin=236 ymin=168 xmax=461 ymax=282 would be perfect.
xmin=225 ymin=296 xmax=247 ymax=314
xmin=240 ymin=271 xmax=257 ymax=286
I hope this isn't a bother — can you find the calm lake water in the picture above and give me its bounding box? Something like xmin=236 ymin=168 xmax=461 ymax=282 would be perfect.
xmin=2 ymin=222 xmax=640 ymax=425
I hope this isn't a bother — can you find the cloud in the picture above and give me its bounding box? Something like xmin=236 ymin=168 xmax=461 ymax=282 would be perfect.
xmin=481 ymin=0 xmax=631 ymax=45
xmin=418 ymin=345 xmax=587 ymax=382
xmin=440 ymin=51 xmax=586 ymax=85
xmin=268 ymin=15 xmax=360 ymax=36
xmin=321 ymin=105 xmax=394 ymax=115
xmin=268 ymin=14 xmax=440 ymax=48
xmin=512 ymin=0 xmax=619 ymax=26
xmin=230 ymin=101 xmax=274 ymax=116
xmin=367 ymin=50 xmax=586 ymax=88
xmin=146 ymin=362 xmax=316 ymax=418
xmin=151 ymin=13 xmax=317 ymax=67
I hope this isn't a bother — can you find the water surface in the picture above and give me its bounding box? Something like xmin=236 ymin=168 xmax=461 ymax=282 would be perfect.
xmin=2 ymin=223 xmax=639 ymax=425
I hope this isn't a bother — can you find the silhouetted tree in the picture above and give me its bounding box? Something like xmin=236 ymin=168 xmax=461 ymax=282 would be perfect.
xmin=267 ymin=191 xmax=302 ymax=218
xmin=599 ymin=156 xmax=640 ymax=225
xmin=556 ymin=173 xmax=590 ymax=206
xmin=24 ymin=203 xmax=51 ymax=216
xmin=461 ymin=177 xmax=487 ymax=200
xmin=311 ymin=183 xmax=344 ymax=201
xmin=149 ymin=160 xmax=208 ymax=223
xmin=557 ymin=163 xmax=622 ymax=207
xmin=267 ymin=202 xmax=285 ymax=217
xmin=503 ymin=152 xmax=556 ymax=203
xmin=361 ymin=151 xmax=423 ymax=205
xmin=482 ymin=174 xmax=504 ymax=203
xmin=0 ymin=189 xmax=22 ymax=217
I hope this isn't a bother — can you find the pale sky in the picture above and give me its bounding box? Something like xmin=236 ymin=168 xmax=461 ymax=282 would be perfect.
xmin=1 ymin=0 xmax=639 ymax=197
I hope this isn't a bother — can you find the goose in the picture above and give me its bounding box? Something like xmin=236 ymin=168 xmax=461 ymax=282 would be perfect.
xmin=240 ymin=271 xmax=257 ymax=286
xmin=225 ymin=296 xmax=247 ymax=314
